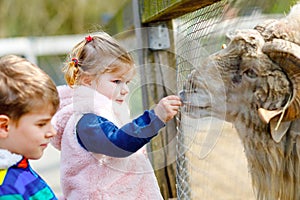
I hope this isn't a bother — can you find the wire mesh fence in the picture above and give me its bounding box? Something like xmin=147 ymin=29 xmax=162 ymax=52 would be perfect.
xmin=174 ymin=0 xmax=289 ymax=199
xmin=175 ymin=2 xmax=229 ymax=199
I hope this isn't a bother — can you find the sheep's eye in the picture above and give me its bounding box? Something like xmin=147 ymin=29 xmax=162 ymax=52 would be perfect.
xmin=244 ymin=69 xmax=257 ymax=79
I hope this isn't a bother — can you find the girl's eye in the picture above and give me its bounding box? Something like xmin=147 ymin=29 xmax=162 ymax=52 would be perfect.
xmin=113 ymin=80 xmax=121 ymax=84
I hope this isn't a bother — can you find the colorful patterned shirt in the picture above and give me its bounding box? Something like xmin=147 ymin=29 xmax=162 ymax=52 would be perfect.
xmin=0 ymin=156 xmax=57 ymax=200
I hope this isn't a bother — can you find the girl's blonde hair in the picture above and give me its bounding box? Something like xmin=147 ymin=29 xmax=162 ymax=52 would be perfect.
xmin=63 ymin=32 xmax=135 ymax=87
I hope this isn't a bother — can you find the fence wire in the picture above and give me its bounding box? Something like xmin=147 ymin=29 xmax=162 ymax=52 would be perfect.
xmin=175 ymin=2 xmax=229 ymax=199
xmin=173 ymin=0 xmax=282 ymax=199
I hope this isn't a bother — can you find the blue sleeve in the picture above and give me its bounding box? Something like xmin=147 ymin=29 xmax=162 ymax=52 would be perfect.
xmin=76 ymin=110 xmax=165 ymax=157
xmin=0 ymin=185 xmax=21 ymax=196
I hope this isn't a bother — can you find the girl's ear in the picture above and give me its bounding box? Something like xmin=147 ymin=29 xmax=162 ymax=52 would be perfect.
xmin=0 ymin=115 xmax=9 ymax=138
xmin=81 ymin=75 xmax=93 ymax=86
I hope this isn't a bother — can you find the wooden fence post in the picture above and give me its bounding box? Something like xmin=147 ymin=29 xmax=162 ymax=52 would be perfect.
xmin=143 ymin=20 xmax=177 ymax=199
xmin=105 ymin=1 xmax=221 ymax=199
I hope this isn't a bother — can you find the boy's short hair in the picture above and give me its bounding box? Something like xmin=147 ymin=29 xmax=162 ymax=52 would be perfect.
xmin=0 ymin=55 xmax=59 ymax=123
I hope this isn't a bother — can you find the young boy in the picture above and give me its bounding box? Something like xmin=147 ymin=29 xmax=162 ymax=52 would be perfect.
xmin=0 ymin=55 xmax=59 ymax=199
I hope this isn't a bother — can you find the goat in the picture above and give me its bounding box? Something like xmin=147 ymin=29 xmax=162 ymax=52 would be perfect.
xmin=180 ymin=3 xmax=300 ymax=200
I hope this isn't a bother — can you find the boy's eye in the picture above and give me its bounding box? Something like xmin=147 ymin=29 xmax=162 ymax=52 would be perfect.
xmin=36 ymin=123 xmax=46 ymax=127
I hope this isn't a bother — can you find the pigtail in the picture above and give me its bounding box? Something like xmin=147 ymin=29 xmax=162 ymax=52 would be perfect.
xmin=63 ymin=39 xmax=88 ymax=87
xmin=63 ymin=57 xmax=79 ymax=87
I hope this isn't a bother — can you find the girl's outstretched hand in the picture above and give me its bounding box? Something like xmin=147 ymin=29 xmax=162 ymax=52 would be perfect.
xmin=154 ymin=95 xmax=182 ymax=123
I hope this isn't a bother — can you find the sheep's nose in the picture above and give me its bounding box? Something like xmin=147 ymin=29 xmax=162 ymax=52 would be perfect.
xmin=179 ymin=90 xmax=186 ymax=103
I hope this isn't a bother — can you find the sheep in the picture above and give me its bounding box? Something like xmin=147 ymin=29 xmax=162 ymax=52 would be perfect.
xmin=180 ymin=3 xmax=300 ymax=200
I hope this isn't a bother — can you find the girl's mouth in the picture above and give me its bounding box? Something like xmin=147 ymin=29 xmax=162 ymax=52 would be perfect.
xmin=115 ymin=99 xmax=124 ymax=104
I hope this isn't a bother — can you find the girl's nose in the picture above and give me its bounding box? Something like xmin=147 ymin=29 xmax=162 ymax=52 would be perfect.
xmin=120 ymin=84 xmax=129 ymax=95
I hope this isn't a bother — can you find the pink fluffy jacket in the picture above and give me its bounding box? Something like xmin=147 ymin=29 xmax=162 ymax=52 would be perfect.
xmin=51 ymin=85 xmax=163 ymax=200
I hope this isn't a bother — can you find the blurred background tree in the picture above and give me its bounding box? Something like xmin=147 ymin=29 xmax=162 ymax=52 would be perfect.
xmin=0 ymin=0 xmax=127 ymax=38
xmin=0 ymin=0 xmax=129 ymax=86
xmin=231 ymin=0 xmax=297 ymax=16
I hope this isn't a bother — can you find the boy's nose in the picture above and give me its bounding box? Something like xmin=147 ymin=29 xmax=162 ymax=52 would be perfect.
xmin=46 ymin=125 xmax=57 ymax=138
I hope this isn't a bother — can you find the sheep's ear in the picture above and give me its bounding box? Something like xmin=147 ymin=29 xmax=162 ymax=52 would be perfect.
xmin=257 ymin=108 xmax=282 ymax=124
xmin=270 ymin=120 xmax=291 ymax=143
xmin=258 ymin=108 xmax=291 ymax=142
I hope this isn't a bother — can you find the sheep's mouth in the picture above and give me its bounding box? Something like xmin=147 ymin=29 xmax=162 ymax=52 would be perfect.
xmin=182 ymin=101 xmax=211 ymax=108
xmin=179 ymin=89 xmax=213 ymax=118
xmin=181 ymin=102 xmax=212 ymax=118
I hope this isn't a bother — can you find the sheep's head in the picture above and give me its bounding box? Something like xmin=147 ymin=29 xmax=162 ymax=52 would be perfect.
xmin=180 ymin=4 xmax=300 ymax=199
xmin=180 ymin=27 xmax=300 ymax=142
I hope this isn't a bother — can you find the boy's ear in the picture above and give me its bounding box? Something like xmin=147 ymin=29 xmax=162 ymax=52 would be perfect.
xmin=0 ymin=115 xmax=9 ymax=138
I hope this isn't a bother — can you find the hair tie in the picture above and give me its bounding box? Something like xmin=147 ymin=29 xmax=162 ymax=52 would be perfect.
xmin=85 ymin=35 xmax=93 ymax=43
xmin=71 ymin=58 xmax=78 ymax=67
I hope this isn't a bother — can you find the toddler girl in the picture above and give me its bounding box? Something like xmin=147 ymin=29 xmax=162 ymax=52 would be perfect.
xmin=51 ymin=32 xmax=181 ymax=199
